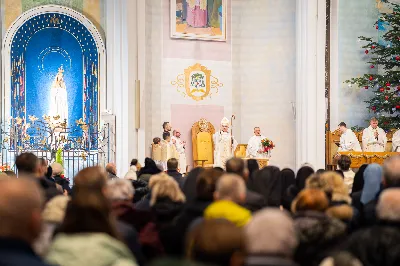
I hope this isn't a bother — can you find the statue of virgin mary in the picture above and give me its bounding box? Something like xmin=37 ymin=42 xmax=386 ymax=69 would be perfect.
xmin=49 ymin=65 xmax=69 ymax=123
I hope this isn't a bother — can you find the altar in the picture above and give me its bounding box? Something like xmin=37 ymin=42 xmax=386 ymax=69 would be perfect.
xmin=235 ymin=144 xmax=269 ymax=168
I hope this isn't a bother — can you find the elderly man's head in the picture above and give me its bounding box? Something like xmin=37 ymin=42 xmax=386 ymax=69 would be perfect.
xmin=106 ymin=163 xmax=117 ymax=175
xmin=377 ymin=188 xmax=400 ymax=222
xmin=245 ymin=209 xmax=298 ymax=258
xmin=214 ymin=174 xmax=247 ymax=204
xmin=226 ymin=158 xmax=248 ymax=180
xmin=106 ymin=179 xmax=134 ymax=201
xmin=383 ymin=156 xmax=400 ymax=188
xmin=51 ymin=162 xmax=64 ymax=176
xmin=0 ymin=179 xmax=44 ymax=245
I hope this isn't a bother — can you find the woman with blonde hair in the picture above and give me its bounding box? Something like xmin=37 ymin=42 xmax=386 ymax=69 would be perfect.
xmin=150 ymin=177 xmax=186 ymax=256
xmin=307 ymin=171 xmax=355 ymax=224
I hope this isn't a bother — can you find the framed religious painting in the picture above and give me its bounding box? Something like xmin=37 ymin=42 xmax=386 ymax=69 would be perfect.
xmin=171 ymin=0 xmax=227 ymax=41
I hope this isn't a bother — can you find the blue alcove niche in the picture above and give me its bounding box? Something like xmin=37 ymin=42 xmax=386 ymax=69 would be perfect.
xmin=10 ymin=13 xmax=99 ymax=145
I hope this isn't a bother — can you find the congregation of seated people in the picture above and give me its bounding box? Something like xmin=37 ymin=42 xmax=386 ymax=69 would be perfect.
xmin=2 ymin=152 xmax=400 ymax=266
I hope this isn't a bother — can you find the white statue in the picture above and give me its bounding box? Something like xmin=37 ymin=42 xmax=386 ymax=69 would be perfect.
xmin=49 ymin=65 xmax=69 ymax=123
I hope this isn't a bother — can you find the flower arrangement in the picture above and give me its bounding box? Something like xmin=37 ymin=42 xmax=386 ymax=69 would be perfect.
xmin=0 ymin=164 xmax=11 ymax=172
xmin=261 ymin=138 xmax=275 ymax=153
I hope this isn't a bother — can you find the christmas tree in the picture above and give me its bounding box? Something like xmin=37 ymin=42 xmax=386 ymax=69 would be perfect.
xmin=346 ymin=1 xmax=400 ymax=130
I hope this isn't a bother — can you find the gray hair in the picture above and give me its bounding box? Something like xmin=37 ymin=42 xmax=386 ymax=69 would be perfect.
xmin=106 ymin=179 xmax=134 ymax=201
xmin=245 ymin=209 xmax=298 ymax=257
xmin=215 ymin=174 xmax=246 ymax=203
xmin=377 ymin=188 xmax=400 ymax=222
xmin=319 ymin=251 xmax=363 ymax=266
xmin=383 ymin=156 xmax=400 ymax=188
xmin=51 ymin=162 xmax=64 ymax=176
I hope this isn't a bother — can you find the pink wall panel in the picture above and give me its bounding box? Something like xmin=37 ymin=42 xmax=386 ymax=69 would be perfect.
xmin=171 ymin=104 xmax=224 ymax=169
xmin=163 ymin=0 xmax=231 ymax=62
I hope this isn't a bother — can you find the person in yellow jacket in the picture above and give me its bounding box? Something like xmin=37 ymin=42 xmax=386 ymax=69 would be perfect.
xmin=204 ymin=174 xmax=252 ymax=227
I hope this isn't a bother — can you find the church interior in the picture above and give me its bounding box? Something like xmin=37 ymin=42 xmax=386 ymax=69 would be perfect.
xmin=0 ymin=0 xmax=399 ymax=174
xmin=2 ymin=1 xmax=400 ymax=266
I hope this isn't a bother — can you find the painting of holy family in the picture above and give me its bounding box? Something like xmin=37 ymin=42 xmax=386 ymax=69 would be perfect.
xmin=171 ymin=0 xmax=226 ymax=41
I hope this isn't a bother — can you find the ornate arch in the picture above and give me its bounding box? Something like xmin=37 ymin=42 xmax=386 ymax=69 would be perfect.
xmin=1 ymin=5 xmax=106 ymax=127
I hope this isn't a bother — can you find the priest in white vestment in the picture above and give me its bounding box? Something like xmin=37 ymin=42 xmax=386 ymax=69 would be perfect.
xmin=337 ymin=122 xmax=362 ymax=152
xmin=213 ymin=117 xmax=238 ymax=168
xmin=392 ymin=129 xmax=400 ymax=152
xmin=172 ymin=129 xmax=187 ymax=173
xmin=246 ymin=127 xmax=266 ymax=158
xmin=362 ymin=117 xmax=387 ymax=152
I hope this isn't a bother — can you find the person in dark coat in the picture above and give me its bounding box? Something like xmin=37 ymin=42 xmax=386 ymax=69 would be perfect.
xmin=147 ymin=178 xmax=186 ymax=258
xmin=226 ymin=158 xmax=266 ymax=212
xmin=344 ymin=188 xmax=400 ymax=266
xmin=291 ymin=189 xmax=347 ymax=266
xmin=361 ymin=156 xmax=400 ymax=228
xmin=282 ymin=166 xmax=314 ymax=211
xmin=16 ymin=153 xmax=60 ymax=202
xmin=51 ymin=162 xmax=72 ymax=195
xmin=247 ymin=159 xmax=259 ymax=179
xmin=166 ymin=158 xmax=185 ymax=188
xmin=351 ymin=164 xmax=368 ymax=195
xmin=0 ymin=179 xmax=52 ymax=266
xmin=351 ymin=164 xmax=381 ymax=217
xmin=138 ymin=158 xmax=162 ymax=182
xmin=172 ymin=168 xmax=224 ymax=256
xmin=108 ymin=179 xmax=154 ymax=233
xmin=247 ymin=166 xmax=282 ymax=207
xmin=280 ymin=168 xmax=295 ymax=209
xmin=132 ymin=179 xmax=150 ymax=203
xmin=182 ymin=167 xmax=205 ymax=202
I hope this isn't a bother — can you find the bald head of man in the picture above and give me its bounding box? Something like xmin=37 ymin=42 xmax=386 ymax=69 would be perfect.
xmin=0 ymin=179 xmax=44 ymax=245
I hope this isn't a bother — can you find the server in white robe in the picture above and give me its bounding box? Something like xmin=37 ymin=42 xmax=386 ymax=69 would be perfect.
xmin=392 ymin=129 xmax=400 ymax=152
xmin=172 ymin=129 xmax=187 ymax=173
xmin=213 ymin=117 xmax=238 ymax=168
xmin=362 ymin=117 xmax=387 ymax=152
xmin=246 ymin=127 xmax=266 ymax=158
xmin=338 ymin=122 xmax=362 ymax=152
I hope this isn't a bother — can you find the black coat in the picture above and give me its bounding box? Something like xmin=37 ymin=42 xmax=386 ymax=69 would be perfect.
xmin=171 ymin=199 xmax=213 ymax=256
xmin=116 ymin=220 xmax=146 ymax=266
xmin=0 ymin=237 xmax=52 ymax=266
xmin=243 ymin=190 xmax=266 ymax=212
xmin=344 ymin=225 xmax=400 ymax=266
xmin=166 ymin=170 xmax=185 ymax=188
xmin=151 ymin=197 xmax=185 ymax=256
xmin=247 ymin=166 xmax=282 ymax=207
xmin=293 ymin=211 xmax=347 ymax=266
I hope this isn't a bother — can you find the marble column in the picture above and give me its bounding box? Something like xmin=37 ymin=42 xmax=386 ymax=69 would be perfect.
xmin=296 ymin=0 xmax=327 ymax=170
xmin=105 ymin=0 xmax=139 ymax=175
